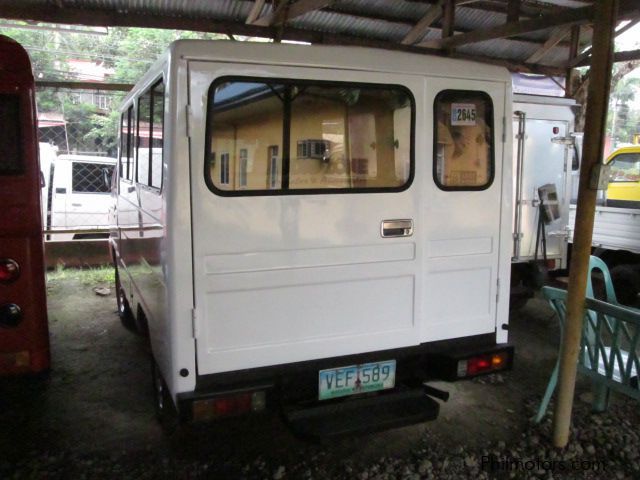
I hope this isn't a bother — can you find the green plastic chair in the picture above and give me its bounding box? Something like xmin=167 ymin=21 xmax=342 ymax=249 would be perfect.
xmin=533 ymin=256 xmax=639 ymax=422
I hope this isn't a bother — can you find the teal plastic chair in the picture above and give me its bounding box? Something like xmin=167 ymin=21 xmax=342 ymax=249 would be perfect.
xmin=533 ymin=256 xmax=631 ymax=422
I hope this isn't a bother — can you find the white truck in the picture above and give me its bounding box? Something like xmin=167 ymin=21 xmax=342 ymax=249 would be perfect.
xmin=110 ymin=40 xmax=515 ymax=436
xmin=568 ymin=163 xmax=640 ymax=306
xmin=509 ymin=94 xmax=578 ymax=308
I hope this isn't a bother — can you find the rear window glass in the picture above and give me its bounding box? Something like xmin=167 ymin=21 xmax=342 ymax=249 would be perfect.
xmin=608 ymin=153 xmax=640 ymax=182
xmin=205 ymin=78 xmax=414 ymax=195
xmin=0 ymin=94 xmax=24 ymax=175
xmin=434 ymin=90 xmax=494 ymax=190
xmin=72 ymin=162 xmax=113 ymax=193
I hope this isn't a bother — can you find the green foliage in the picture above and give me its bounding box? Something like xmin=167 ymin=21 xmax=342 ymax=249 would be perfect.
xmin=47 ymin=265 xmax=115 ymax=286
xmin=1 ymin=23 xmax=227 ymax=154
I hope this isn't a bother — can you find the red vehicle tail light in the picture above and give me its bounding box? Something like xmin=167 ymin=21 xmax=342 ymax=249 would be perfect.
xmin=0 ymin=259 xmax=20 ymax=284
xmin=457 ymin=350 xmax=511 ymax=378
xmin=192 ymin=390 xmax=266 ymax=422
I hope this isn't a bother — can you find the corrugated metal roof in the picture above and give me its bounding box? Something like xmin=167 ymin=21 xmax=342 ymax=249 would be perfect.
xmin=0 ymin=0 xmax=629 ymax=72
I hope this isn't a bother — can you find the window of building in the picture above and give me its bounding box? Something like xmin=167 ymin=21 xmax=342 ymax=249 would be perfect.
xmin=220 ymin=153 xmax=230 ymax=185
xmin=205 ymin=78 xmax=414 ymax=195
xmin=297 ymin=139 xmax=330 ymax=160
xmin=72 ymin=162 xmax=113 ymax=193
xmin=268 ymin=146 xmax=279 ymax=189
xmin=0 ymin=94 xmax=23 ymax=175
xmin=434 ymin=90 xmax=494 ymax=190
xmin=239 ymin=148 xmax=248 ymax=187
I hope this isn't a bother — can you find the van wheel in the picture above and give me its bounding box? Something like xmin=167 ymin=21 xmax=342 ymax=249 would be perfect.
xmin=115 ymin=268 xmax=136 ymax=332
xmin=611 ymin=264 xmax=640 ymax=307
xmin=152 ymin=359 xmax=179 ymax=433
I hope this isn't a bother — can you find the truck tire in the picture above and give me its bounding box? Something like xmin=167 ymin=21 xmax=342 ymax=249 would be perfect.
xmin=610 ymin=264 xmax=640 ymax=307
xmin=115 ymin=268 xmax=136 ymax=332
xmin=151 ymin=359 xmax=180 ymax=434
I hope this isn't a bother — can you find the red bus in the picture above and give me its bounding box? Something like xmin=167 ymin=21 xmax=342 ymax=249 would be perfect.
xmin=0 ymin=35 xmax=50 ymax=374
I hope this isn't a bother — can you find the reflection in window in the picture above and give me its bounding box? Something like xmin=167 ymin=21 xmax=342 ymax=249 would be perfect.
xmin=220 ymin=153 xmax=230 ymax=185
xmin=609 ymin=153 xmax=640 ymax=183
xmin=239 ymin=148 xmax=248 ymax=187
xmin=268 ymin=146 xmax=279 ymax=189
xmin=206 ymin=79 xmax=413 ymax=193
xmin=137 ymin=90 xmax=151 ymax=185
xmin=0 ymin=94 xmax=23 ymax=175
xmin=150 ymin=81 xmax=164 ymax=189
xmin=434 ymin=91 xmax=494 ymax=189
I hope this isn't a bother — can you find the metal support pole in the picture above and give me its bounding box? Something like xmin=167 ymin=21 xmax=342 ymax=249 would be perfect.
xmin=552 ymin=0 xmax=618 ymax=448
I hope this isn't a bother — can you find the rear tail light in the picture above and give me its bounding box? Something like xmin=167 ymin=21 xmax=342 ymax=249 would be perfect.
xmin=427 ymin=346 xmax=513 ymax=381
xmin=192 ymin=390 xmax=266 ymax=422
xmin=0 ymin=350 xmax=30 ymax=370
xmin=457 ymin=350 xmax=510 ymax=378
xmin=0 ymin=303 xmax=23 ymax=328
xmin=0 ymin=259 xmax=20 ymax=283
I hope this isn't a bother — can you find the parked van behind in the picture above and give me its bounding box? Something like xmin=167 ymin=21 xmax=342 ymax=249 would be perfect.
xmin=111 ymin=40 xmax=514 ymax=436
xmin=46 ymin=154 xmax=116 ymax=240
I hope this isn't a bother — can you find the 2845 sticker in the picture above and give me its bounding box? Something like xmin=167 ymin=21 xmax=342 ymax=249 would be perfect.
xmin=451 ymin=103 xmax=477 ymax=126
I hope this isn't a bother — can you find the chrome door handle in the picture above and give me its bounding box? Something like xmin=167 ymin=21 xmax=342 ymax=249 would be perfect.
xmin=72 ymin=203 xmax=82 ymax=207
xmin=381 ymin=219 xmax=413 ymax=238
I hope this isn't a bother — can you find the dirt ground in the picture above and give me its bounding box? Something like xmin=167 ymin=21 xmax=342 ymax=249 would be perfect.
xmin=1 ymin=269 xmax=638 ymax=478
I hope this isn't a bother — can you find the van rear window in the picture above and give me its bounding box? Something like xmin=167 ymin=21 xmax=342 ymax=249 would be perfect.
xmin=434 ymin=90 xmax=494 ymax=190
xmin=72 ymin=162 xmax=113 ymax=193
xmin=205 ymin=78 xmax=414 ymax=195
xmin=0 ymin=94 xmax=24 ymax=175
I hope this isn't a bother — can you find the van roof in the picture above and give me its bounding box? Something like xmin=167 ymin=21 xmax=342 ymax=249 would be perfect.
xmin=121 ymin=39 xmax=512 ymax=109
xmin=56 ymin=154 xmax=117 ymax=164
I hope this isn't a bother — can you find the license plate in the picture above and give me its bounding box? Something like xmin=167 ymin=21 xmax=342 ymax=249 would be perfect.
xmin=318 ymin=360 xmax=396 ymax=400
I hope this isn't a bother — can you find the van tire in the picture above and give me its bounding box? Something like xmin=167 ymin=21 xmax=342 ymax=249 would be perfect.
xmin=610 ymin=264 xmax=640 ymax=307
xmin=151 ymin=359 xmax=180 ymax=434
xmin=115 ymin=268 xmax=136 ymax=333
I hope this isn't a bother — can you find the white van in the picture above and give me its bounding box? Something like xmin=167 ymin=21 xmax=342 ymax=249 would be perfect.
xmin=111 ymin=40 xmax=514 ymax=436
xmin=47 ymin=154 xmax=116 ymax=240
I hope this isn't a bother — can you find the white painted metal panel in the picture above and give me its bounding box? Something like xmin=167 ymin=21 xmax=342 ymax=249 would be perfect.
xmin=421 ymin=78 xmax=508 ymax=343
xmin=569 ymin=205 xmax=640 ymax=254
xmin=188 ymin=61 xmax=424 ymax=375
xmin=511 ymin=96 xmax=575 ymax=267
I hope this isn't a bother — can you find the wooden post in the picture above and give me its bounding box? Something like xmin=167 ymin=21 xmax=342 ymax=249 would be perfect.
xmin=552 ymin=0 xmax=618 ymax=448
xmin=565 ymin=26 xmax=580 ymax=98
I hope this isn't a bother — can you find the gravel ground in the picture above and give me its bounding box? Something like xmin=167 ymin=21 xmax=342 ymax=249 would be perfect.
xmin=2 ymin=395 xmax=638 ymax=479
xmin=1 ymin=270 xmax=638 ymax=479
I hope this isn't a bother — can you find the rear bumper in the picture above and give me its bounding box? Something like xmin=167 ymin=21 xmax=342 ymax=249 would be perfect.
xmin=177 ymin=334 xmax=513 ymax=436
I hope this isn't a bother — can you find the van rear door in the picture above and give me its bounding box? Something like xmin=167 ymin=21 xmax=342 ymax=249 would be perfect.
xmin=422 ymin=79 xmax=507 ymax=343
xmin=187 ymin=62 xmax=424 ymax=375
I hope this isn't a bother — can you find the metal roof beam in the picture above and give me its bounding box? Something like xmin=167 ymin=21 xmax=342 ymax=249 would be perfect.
xmin=507 ymin=0 xmax=521 ymax=22
xmin=525 ymin=25 xmax=571 ymax=64
xmin=252 ymin=0 xmax=333 ymax=27
xmin=0 ymin=2 xmax=568 ymax=76
xmin=568 ymin=18 xmax=640 ymax=68
xmin=246 ymin=0 xmax=266 ymax=24
xmin=321 ymin=4 xmax=575 ymax=50
xmin=401 ymin=0 xmax=443 ymax=45
xmin=419 ymin=0 xmax=640 ymax=50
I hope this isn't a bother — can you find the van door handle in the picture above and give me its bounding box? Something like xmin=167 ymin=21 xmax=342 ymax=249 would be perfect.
xmin=381 ymin=219 xmax=413 ymax=238
xmin=72 ymin=203 xmax=82 ymax=207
